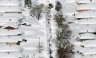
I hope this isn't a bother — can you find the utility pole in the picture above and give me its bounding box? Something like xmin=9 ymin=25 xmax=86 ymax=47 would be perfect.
xmin=39 ymin=37 xmax=40 ymax=53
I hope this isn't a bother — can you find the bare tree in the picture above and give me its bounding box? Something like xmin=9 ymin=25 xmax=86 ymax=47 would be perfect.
xmin=30 ymin=4 xmax=44 ymax=20
xmin=55 ymin=1 xmax=62 ymax=11
xmin=53 ymin=12 xmax=73 ymax=58
xmin=54 ymin=12 xmax=66 ymax=27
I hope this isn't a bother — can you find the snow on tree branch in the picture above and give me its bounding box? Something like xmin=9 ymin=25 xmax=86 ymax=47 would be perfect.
xmin=30 ymin=4 xmax=45 ymax=20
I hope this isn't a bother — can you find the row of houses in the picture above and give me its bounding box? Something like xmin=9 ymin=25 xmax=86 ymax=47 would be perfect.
xmin=0 ymin=0 xmax=45 ymax=58
xmin=72 ymin=0 xmax=96 ymax=58
xmin=62 ymin=0 xmax=96 ymax=58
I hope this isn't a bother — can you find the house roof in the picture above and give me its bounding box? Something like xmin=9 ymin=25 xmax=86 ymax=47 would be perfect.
xmin=79 ymin=48 xmax=96 ymax=55
xmin=0 ymin=1 xmax=20 ymax=6
xmin=76 ymin=11 xmax=96 ymax=18
xmin=0 ymin=36 xmax=23 ymax=42
xmin=0 ymin=13 xmax=24 ymax=19
xmin=78 ymin=18 xmax=96 ymax=24
xmin=77 ymin=3 xmax=96 ymax=10
xmin=0 ymin=6 xmax=21 ymax=12
xmin=2 ymin=22 xmax=18 ymax=28
xmin=0 ymin=52 xmax=24 ymax=58
xmin=80 ymin=33 xmax=96 ymax=39
xmin=81 ymin=55 xmax=96 ymax=58
xmin=0 ymin=45 xmax=21 ymax=52
xmin=81 ymin=40 xmax=96 ymax=47
xmin=79 ymin=27 xmax=96 ymax=33
xmin=0 ymin=29 xmax=23 ymax=35
xmin=76 ymin=0 xmax=96 ymax=3
xmin=0 ymin=16 xmax=20 ymax=22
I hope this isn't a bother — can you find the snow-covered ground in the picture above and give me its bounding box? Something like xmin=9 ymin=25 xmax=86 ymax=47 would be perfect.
xmin=1 ymin=0 xmax=95 ymax=58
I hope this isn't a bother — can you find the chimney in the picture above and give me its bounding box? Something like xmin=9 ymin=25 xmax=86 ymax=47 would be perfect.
xmin=8 ymin=52 xmax=9 ymax=54
xmin=9 ymin=19 xmax=11 ymax=21
xmin=87 ymin=30 xmax=88 ymax=32
xmin=10 ymin=45 xmax=11 ymax=47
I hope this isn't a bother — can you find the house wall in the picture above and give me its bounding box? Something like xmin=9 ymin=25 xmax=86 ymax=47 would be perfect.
xmin=7 ymin=42 xmax=17 ymax=45
xmin=77 ymin=10 xmax=88 ymax=12
xmin=4 ymin=27 xmax=15 ymax=30
xmin=0 ymin=26 xmax=2 ymax=28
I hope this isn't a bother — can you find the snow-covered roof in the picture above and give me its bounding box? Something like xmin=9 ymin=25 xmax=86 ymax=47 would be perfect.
xmin=76 ymin=0 xmax=96 ymax=3
xmin=0 ymin=45 xmax=21 ymax=52
xmin=0 ymin=52 xmax=24 ymax=58
xmin=78 ymin=18 xmax=96 ymax=24
xmin=0 ymin=16 xmax=20 ymax=22
xmin=0 ymin=6 xmax=21 ymax=12
xmin=0 ymin=29 xmax=23 ymax=35
xmin=0 ymin=13 xmax=24 ymax=19
xmin=79 ymin=48 xmax=96 ymax=55
xmin=2 ymin=22 xmax=18 ymax=28
xmin=76 ymin=11 xmax=96 ymax=18
xmin=80 ymin=33 xmax=96 ymax=39
xmin=77 ymin=3 xmax=96 ymax=10
xmin=81 ymin=55 xmax=96 ymax=58
xmin=79 ymin=27 xmax=96 ymax=33
xmin=0 ymin=36 xmax=23 ymax=42
xmin=0 ymin=1 xmax=20 ymax=6
xmin=81 ymin=40 xmax=96 ymax=47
